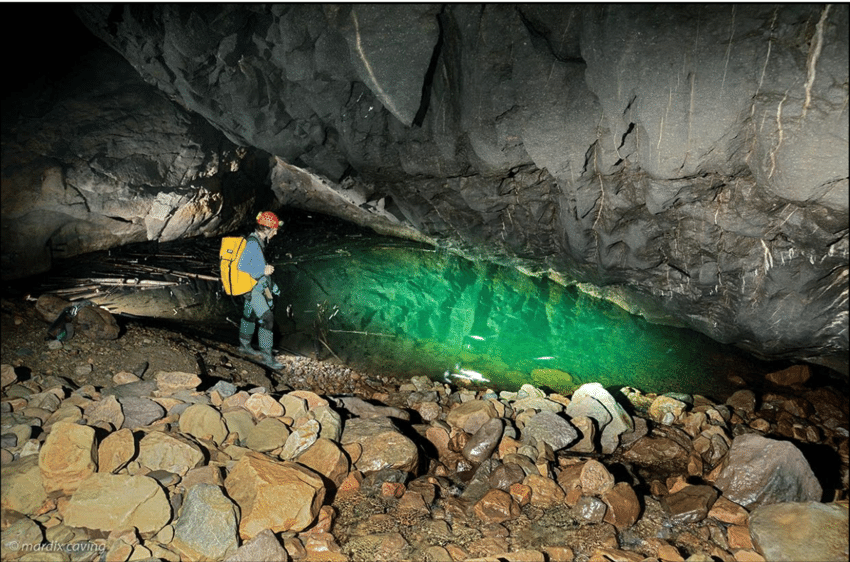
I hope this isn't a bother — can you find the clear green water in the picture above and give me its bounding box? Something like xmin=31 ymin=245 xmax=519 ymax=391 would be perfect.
xmin=40 ymin=213 xmax=773 ymax=400
xmin=274 ymin=234 xmax=760 ymax=400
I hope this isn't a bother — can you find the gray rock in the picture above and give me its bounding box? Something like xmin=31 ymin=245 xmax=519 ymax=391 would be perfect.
xmin=461 ymin=458 xmax=501 ymax=503
xmin=575 ymin=496 xmax=608 ymax=524
xmin=565 ymin=383 xmax=633 ymax=454
xmin=172 ymin=483 xmax=240 ymax=561
xmin=521 ymin=411 xmax=578 ymax=452
xmin=225 ymin=528 xmax=289 ymax=562
xmin=210 ymin=380 xmax=237 ymax=398
xmin=715 ymin=434 xmax=823 ymax=509
xmin=104 ymin=381 xmax=157 ymax=399
xmin=488 ymin=463 xmax=526 ymax=492
xmin=119 ymin=397 xmax=166 ymax=429
xmin=335 ymin=396 xmax=410 ymax=421
xmin=463 ymin=417 xmax=504 ymax=463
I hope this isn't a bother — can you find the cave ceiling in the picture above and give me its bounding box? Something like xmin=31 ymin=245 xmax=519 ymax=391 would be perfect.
xmin=1 ymin=4 xmax=847 ymax=372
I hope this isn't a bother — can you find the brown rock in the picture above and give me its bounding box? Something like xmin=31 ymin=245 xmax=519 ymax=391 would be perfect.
xmin=446 ymin=400 xmax=499 ymax=434
xmin=474 ymin=489 xmax=521 ymax=524
xmin=287 ymin=389 xmax=329 ymax=410
xmin=154 ymin=371 xmax=201 ymax=395
xmin=715 ymin=434 xmax=822 ymax=509
xmin=297 ymin=438 xmax=350 ymax=487
xmin=2 ymin=364 xmax=18 ymax=389
xmin=398 ymin=490 xmax=430 ymax=513
xmin=1 ymin=454 xmax=48 ymax=515
xmin=726 ymin=524 xmax=753 ymax=550
xmin=707 ymin=496 xmax=749 ymax=525
xmin=244 ymin=393 xmax=285 ymax=419
xmin=509 ymin=483 xmax=533 ymax=507
xmin=179 ymin=403 xmax=229 ymax=445
xmin=749 ymin=501 xmax=849 ymax=562
xmin=181 ymin=465 xmax=224 ymax=491
xmin=39 ymin=421 xmax=97 ymax=495
xmin=75 ymin=305 xmax=120 ymax=340
xmin=341 ymin=417 xmax=418 ymax=473
xmin=542 ymin=546 xmax=574 ymax=561
xmin=765 ymin=364 xmax=811 ymax=386
xmin=601 ymin=482 xmax=641 ymax=530
xmin=97 ymin=427 xmax=135 ymax=474
xmin=337 ymin=471 xmax=363 ymax=495
xmin=84 ymin=395 xmax=124 ymax=430
xmin=61 ymin=473 xmax=170 ymax=536
xmin=580 ymin=459 xmax=615 ymax=496
xmin=622 ymin=436 xmax=688 ymax=465
xmin=225 ymin=451 xmax=325 ymax=539
xmin=648 ymin=395 xmax=687 ymax=425
xmin=660 ymin=484 xmax=718 ymax=524
xmin=382 ymin=481 xmax=406 ymax=498
xmin=523 ymin=474 xmax=565 ymax=507
xmin=137 ymin=430 xmax=204 ymax=477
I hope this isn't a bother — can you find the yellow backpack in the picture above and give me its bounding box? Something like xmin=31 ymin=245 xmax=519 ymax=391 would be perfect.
xmin=219 ymin=236 xmax=257 ymax=295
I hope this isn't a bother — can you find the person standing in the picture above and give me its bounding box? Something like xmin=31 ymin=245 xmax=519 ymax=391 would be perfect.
xmin=237 ymin=211 xmax=283 ymax=369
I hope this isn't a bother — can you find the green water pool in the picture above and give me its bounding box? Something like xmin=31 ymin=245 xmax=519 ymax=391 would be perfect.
xmin=274 ymin=234 xmax=761 ymax=400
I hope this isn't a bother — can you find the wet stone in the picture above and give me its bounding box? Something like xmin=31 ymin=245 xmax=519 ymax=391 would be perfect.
xmin=489 ymin=462 xmax=526 ymax=491
xmin=575 ymin=496 xmax=608 ymax=524
xmin=521 ymin=410 xmax=578 ymax=452
xmin=580 ymin=459 xmax=616 ymax=497
xmin=660 ymin=484 xmax=719 ymax=525
xmin=714 ymin=434 xmax=822 ymax=509
xmin=474 ymin=489 xmax=521 ymax=524
xmin=463 ymin=416 xmax=504 ymax=463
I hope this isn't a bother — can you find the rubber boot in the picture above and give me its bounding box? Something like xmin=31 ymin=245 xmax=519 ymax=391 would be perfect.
xmin=257 ymin=327 xmax=283 ymax=370
xmin=239 ymin=320 xmax=260 ymax=356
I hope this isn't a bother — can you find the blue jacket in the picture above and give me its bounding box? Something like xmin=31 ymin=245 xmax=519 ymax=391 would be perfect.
xmin=237 ymin=234 xmax=267 ymax=281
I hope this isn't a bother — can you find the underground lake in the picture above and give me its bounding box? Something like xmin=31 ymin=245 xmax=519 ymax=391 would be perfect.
xmin=35 ymin=210 xmax=787 ymax=401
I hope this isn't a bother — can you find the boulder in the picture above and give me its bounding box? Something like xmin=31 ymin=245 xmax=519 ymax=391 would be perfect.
xmin=38 ymin=421 xmax=97 ymax=495
xmin=179 ymin=403 xmax=228 ymax=445
xmin=715 ymin=434 xmax=823 ymax=509
xmin=137 ymin=430 xmax=205 ymax=476
xmin=225 ymin=452 xmax=325 ymax=539
xmin=341 ymin=416 xmax=419 ymax=473
xmin=749 ymin=501 xmax=849 ymax=562
xmin=172 ymin=483 xmax=240 ymax=561
xmin=97 ymin=427 xmax=135 ymax=474
xmin=61 ymin=473 xmax=171 ymax=536
xmin=1 ymin=455 xmax=48 ymax=515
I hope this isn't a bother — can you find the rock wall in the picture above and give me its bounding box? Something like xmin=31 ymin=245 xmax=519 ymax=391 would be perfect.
xmin=3 ymin=5 xmax=847 ymax=370
xmin=1 ymin=28 xmax=272 ymax=281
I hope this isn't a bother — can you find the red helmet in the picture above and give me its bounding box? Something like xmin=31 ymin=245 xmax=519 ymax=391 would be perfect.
xmin=256 ymin=211 xmax=282 ymax=229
